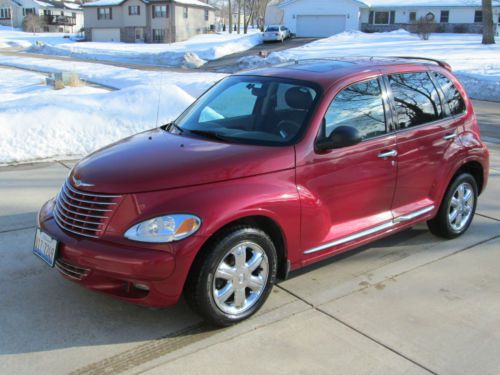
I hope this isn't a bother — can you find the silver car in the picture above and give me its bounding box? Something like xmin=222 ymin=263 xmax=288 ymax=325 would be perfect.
xmin=263 ymin=25 xmax=290 ymax=42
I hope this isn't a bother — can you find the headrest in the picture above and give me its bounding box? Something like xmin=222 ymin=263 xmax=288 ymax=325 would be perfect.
xmin=285 ymin=87 xmax=313 ymax=110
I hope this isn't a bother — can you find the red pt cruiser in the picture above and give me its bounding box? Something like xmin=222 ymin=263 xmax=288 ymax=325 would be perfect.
xmin=35 ymin=58 xmax=489 ymax=326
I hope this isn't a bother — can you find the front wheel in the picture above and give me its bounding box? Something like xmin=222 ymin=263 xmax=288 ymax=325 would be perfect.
xmin=427 ymin=173 xmax=478 ymax=239
xmin=185 ymin=227 xmax=277 ymax=326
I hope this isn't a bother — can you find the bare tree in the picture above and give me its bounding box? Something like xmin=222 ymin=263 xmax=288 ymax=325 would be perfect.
xmin=244 ymin=0 xmax=257 ymax=33
xmin=22 ymin=13 xmax=43 ymax=33
xmin=228 ymin=0 xmax=232 ymax=33
xmin=416 ymin=14 xmax=435 ymax=40
xmin=482 ymin=0 xmax=495 ymax=44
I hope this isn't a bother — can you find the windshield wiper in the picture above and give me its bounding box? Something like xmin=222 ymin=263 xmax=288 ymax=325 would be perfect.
xmin=188 ymin=129 xmax=235 ymax=143
xmin=163 ymin=122 xmax=184 ymax=134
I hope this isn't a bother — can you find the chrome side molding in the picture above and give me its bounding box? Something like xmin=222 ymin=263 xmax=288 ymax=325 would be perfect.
xmin=303 ymin=205 xmax=435 ymax=255
xmin=392 ymin=205 xmax=435 ymax=224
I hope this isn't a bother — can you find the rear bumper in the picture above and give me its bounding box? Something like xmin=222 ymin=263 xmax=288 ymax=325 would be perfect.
xmin=38 ymin=199 xmax=204 ymax=307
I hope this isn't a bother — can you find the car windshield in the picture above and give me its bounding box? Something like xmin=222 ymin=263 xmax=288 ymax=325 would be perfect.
xmin=266 ymin=26 xmax=279 ymax=32
xmin=172 ymin=76 xmax=320 ymax=146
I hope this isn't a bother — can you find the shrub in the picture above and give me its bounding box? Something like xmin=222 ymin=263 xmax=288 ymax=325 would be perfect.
xmin=416 ymin=14 xmax=436 ymax=40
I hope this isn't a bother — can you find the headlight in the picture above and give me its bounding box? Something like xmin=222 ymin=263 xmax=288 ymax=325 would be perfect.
xmin=124 ymin=214 xmax=201 ymax=243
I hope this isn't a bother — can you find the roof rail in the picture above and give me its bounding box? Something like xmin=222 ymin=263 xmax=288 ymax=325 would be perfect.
xmin=392 ymin=56 xmax=452 ymax=71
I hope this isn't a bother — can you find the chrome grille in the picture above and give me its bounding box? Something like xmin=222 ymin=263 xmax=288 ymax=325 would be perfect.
xmin=54 ymin=180 xmax=122 ymax=239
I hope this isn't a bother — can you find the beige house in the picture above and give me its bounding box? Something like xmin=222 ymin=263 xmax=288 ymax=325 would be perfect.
xmin=82 ymin=0 xmax=215 ymax=43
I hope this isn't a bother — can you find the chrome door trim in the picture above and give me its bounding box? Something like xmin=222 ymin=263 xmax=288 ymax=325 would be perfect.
xmin=303 ymin=221 xmax=394 ymax=255
xmin=393 ymin=205 xmax=435 ymax=223
xmin=303 ymin=205 xmax=435 ymax=255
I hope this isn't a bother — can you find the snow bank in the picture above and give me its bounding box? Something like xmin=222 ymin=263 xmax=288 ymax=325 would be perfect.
xmin=239 ymin=30 xmax=500 ymax=101
xmin=0 ymin=69 xmax=197 ymax=164
xmin=28 ymin=31 xmax=263 ymax=68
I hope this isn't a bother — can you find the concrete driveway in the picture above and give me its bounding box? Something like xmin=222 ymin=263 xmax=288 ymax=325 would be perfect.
xmin=0 ymin=101 xmax=499 ymax=375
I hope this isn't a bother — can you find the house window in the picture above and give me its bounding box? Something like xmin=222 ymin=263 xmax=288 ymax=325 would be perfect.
xmin=204 ymin=9 xmax=209 ymax=21
xmin=43 ymin=9 xmax=51 ymax=16
xmin=128 ymin=5 xmax=140 ymax=15
xmin=374 ymin=11 xmax=389 ymax=24
xmin=409 ymin=11 xmax=416 ymax=22
xmin=474 ymin=10 xmax=482 ymax=23
xmin=0 ymin=8 xmax=11 ymax=19
xmin=60 ymin=11 xmax=64 ymax=16
xmin=72 ymin=12 xmax=76 ymax=18
xmin=22 ymin=8 xmax=35 ymax=16
xmin=97 ymin=7 xmax=112 ymax=20
xmin=183 ymin=6 xmax=188 ymax=18
xmin=440 ymin=10 xmax=449 ymax=23
xmin=152 ymin=28 xmax=165 ymax=42
xmin=152 ymin=4 xmax=168 ymax=18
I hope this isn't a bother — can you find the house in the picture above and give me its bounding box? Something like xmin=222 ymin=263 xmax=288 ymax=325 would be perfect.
xmin=0 ymin=0 xmax=84 ymax=33
xmin=267 ymin=0 xmax=500 ymax=37
xmin=82 ymin=0 xmax=215 ymax=43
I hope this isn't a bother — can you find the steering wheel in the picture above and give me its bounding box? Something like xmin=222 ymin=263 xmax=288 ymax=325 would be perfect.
xmin=276 ymin=120 xmax=301 ymax=140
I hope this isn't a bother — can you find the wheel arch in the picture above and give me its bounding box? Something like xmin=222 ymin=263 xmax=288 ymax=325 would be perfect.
xmin=187 ymin=214 xmax=290 ymax=288
xmin=451 ymin=160 xmax=485 ymax=195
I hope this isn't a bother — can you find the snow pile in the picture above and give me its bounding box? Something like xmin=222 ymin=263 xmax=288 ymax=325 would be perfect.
xmin=0 ymin=66 xmax=223 ymax=164
xmin=239 ymin=30 xmax=500 ymax=101
xmin=29 ymin=31 xmax=263 ymax=68
xmin=0 ymin=27 xmax=74 ymax=49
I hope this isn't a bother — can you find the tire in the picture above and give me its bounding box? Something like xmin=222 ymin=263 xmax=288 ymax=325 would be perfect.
xmin=427 ymin=173 xmax=478 ymax=239
xmin=185 ymin=226 xmax=278 ymax=327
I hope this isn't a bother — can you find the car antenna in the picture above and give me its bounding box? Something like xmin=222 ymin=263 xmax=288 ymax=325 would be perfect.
xmin=155 ymin=72 xmax=164 ymax=128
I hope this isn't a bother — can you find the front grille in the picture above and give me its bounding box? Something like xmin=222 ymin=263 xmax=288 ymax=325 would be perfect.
xmin=54 ymin=180 xmax=122 ymax=239
xmin=55 ymin=259 xmax=90 ymax=280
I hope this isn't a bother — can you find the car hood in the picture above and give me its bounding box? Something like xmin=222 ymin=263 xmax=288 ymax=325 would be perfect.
xmin=70 ymin=128 xmax=296 ymax=194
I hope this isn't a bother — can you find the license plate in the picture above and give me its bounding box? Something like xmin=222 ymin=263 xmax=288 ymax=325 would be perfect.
xmin=33 ymin=228 xmax=58 ymax=267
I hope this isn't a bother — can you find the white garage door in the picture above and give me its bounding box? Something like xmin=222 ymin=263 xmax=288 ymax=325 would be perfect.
xmin=92 ymin=28 xmax=121 ymax=42
xmin=296 ymin=15 xmax=346 ymax=37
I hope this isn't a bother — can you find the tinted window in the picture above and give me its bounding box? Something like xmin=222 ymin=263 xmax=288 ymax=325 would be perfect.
xmin=388 ymin=72 xmax=442 ymax=129
xmin=431 ymin=72 xmax=466 ymax=116
xmin=324 ymin=79 xmax=386 ymax=140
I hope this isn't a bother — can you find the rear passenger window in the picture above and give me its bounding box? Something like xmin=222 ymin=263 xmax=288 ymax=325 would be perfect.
xmin=388 ymin=72 xmax=443 ymax=129
xmin=324 ymin=79 xmax=386 ymax=140
xmin=431 ymin=72 xmax=466 ymax=116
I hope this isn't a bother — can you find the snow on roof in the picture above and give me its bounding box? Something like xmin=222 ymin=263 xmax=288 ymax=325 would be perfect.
xmin=360 ymin=0 xmax=499 ymax=7
xmin=63 ymin=2 xmax=82 ymax=9
xmin=173 ymin=0 xmax=214 ymax=9
xmin=82 ymin=0 xmax=127 ymax=6
xmin=34 ymin=0 xmax=55 ymax=7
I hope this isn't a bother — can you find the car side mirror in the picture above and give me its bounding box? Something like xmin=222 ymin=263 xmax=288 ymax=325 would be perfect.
xmin=316 ymin=126 xmax=362 ymax=152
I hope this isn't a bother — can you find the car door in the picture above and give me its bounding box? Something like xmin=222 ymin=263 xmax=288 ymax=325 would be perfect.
xmin=297 ymin=77 xmax=398 ymax=261
xmin=384 ymin=70 xmax=461 ymax=220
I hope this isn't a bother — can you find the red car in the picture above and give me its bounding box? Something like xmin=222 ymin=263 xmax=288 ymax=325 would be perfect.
xmin=35 ymin=58 xmax=489 ymax=326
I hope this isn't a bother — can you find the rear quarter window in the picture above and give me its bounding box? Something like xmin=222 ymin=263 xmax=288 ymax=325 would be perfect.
xmin=431 ymin=72 xmax=466 ymax=116
xmin=388 ymin=72 xmax=443 ymax=129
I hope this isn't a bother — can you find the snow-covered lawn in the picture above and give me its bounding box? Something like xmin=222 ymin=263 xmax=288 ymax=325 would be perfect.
xmin=0 ymin=65 xmax=224 ymax=164
xmin=0 ymin=26 xmax=263 ymax=68
xmin=30 ymin=31 xmax=263 ymax=68
xmin=240 ymin=30 xmax=500 ymax=101
xmin=0 ymin=25 xmax=76 ymax=49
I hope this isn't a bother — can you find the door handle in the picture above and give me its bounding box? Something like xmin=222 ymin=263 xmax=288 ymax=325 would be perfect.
xmin=443 ymin=133 xmax=457 ymax=141
xmin=378 ymin=150 xmax=398 ymax=158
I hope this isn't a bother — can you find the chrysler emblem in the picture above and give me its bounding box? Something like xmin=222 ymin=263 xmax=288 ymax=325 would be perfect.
xmin=72 ymin=176 xmax=94 ymax=188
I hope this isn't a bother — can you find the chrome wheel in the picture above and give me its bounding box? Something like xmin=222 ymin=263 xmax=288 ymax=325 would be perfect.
xmin=448 ymin=182 xmax=474 ymax=232
xmin=212 ymin=241 xmax=269 ymax=315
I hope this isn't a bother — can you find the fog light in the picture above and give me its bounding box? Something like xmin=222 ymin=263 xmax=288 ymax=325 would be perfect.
xmin=133 ymin=283 xmax=150 ymax=291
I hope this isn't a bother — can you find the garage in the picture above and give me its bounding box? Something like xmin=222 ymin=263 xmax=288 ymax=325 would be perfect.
xmin=296 ymin=15 xmax=347 ymax=37
xmin=91 ymin=28 xmax=121 ymax=42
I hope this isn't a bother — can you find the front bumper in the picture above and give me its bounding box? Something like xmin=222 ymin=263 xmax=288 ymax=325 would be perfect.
xmin=38 ymin=199 xmax=205 ymax=307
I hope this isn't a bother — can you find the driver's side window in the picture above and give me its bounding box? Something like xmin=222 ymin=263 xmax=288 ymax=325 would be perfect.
xmin=324 ymin=78 xmax=386 ymax=140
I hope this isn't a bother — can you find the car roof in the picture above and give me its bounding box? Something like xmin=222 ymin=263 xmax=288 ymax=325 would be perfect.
xmin=236 ymin=57 xmax=451 ymax=89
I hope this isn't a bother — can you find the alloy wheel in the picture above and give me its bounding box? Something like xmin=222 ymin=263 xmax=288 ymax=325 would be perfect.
xmin=448 ymin=182 xmax=475 ymax=232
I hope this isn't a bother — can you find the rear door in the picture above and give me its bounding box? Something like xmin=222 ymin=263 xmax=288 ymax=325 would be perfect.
xmin=384 ymin=70 xmax=461 ymax=220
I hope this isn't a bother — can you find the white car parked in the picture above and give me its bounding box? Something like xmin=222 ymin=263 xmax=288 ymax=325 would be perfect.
xmin=263 ymin=25 xmax=291 ymax=42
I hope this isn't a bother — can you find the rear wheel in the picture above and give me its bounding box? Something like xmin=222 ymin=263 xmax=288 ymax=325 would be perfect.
xmin=427 ymin=173 xmax=477 ymax=239
xmin=185 ymin=227 xmax=277 ymax=326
